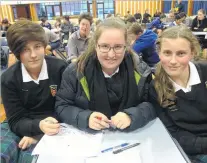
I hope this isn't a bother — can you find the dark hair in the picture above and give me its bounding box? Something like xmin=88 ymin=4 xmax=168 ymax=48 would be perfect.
xmin=40 ymin=18 xmax=46 ymax=23
xmin=6 ymin=20 xmax=47 ymax=60
xmin=2 ymin=18 xmax=9 ymax=24
xmin=64 ymin=15 xmax=70 ymax=21
xmin=126 ymin=15 xmax=136 ymax=23
xmin=160 ymin=14 xmax=166 ymax=19
xmin=78 ymin=12 xmax=93 ymax=25
xmin=175 ymin=12 xmax=186 ymax=20
xmin=128 ymin=22 xmax=143 ymax=35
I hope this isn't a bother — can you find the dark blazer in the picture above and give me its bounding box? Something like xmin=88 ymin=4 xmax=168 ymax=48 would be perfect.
xmin=149 ymin=62 xmax=207 ymax=155
xmin=55 ymin=54 xmax=156 ymax=132
xmin=1 ymin=56 xmax=67 ymax=137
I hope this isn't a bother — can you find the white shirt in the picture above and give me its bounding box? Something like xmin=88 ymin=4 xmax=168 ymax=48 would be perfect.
xmin=103 ymin=67 xmax=119 ymax=78
xmin=171 ymin=62 xmax=201 ymax=93
xmin=21 ymin=59 xmax=49 ymax=84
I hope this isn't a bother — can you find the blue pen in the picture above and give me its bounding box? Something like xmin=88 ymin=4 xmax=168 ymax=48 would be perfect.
xmin=101 ymin=143 xmax=129 ymax=153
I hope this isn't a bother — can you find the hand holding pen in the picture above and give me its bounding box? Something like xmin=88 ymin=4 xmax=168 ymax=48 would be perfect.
xmin=89 ymin=112 xmax=111 ymax=130
xmin=39 ymin=117 xmax=60 ymax=135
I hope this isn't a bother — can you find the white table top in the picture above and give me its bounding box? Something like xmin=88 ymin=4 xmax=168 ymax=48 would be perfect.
xmin=34 ymin=118 xmax=188 ymax=163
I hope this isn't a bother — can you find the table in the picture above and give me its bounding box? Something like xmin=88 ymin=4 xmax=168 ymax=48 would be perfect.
xmin=193 ymin=32 xmax=207 ymax=39
xmin=33 ymin=118 xmax=190 ymax=163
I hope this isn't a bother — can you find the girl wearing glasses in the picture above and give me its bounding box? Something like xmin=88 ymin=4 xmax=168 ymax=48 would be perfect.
xmin=55 ymin=18 xmax=156 ymax=132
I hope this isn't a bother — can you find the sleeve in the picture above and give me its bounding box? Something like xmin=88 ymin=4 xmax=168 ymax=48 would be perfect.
xmin=50 ymin=30 xmax=59 ymax=42
xmin=123 ymin=102 xmax=156 ymax=132
xmin=61 ymin=24 xmax=69 ymax=34
xmin=1 ymin=79 xmax=43 ymax=137
xmin=148 ymin=82 xmax=207 ymax=155
xmin=147 ymin=20 xmax=156 ymax=29
xmin=67 ymin=37 xmax=78 ymax=60
xmin=55 ymin=65 xmax=92 ymax=130
xmin=133 ymin=38 xmax=156 ymax=54
xmin=191 ymin=18 xmax=198 ymax=31
xmin=69 ymin=23 xmax=74 ymax=33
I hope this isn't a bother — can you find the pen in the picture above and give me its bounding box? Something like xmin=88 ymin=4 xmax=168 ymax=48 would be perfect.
xmin=113 ymin=143 xmax=140 ymax=154
xmin=101 ymin=143 xmax=129 ymax=153
xmin=95 ymin=116 xmax=116 ymax=129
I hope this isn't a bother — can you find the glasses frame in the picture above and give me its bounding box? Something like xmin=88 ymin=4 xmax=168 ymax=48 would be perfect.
xmin=97 ymin=44 xmax=126 ymax=54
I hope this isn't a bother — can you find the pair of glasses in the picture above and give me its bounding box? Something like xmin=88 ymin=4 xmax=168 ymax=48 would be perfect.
xmin=97 ymin=44 xmax=126 ymax=53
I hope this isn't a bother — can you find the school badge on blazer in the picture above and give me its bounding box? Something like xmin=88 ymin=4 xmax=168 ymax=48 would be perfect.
xmin=50 ymin=85 xmax=57 ymax=97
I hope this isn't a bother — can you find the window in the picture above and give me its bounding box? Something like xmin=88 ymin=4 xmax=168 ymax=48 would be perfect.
xmin=61 ymin=1 xmax=87 ymax=16
xmin=36 ymin=3 xmax=61 ymax=20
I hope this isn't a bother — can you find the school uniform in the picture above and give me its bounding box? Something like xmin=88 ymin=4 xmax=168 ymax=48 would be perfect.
xmin=149 ymin=62 xmax=207 ymax=157
xmin=1 ymin=56 xmax=67 ymax=137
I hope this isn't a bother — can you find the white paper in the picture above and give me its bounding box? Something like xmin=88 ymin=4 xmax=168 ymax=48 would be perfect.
xmin=32 ymin=124 xmax=103 ymax=157
xmin=36 ymin=155 xmax=85 ymax=163
xmin=86 ymin=145 xmax=142 ymax=163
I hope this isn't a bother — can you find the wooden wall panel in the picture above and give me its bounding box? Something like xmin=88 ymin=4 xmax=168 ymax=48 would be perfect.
xmin=115 ymin=0 xmax=163 ymax=16
xmin=0 ymin=5 xmax=14 ymax=22
xmin=29 ymin=4 xmax=38 ymax=21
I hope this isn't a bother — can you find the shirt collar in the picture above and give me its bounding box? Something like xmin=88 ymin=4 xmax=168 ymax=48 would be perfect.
xmin=103 ymin=67 xmax=119 ymax=78
xmin=21 ymin=59 xmax=49 ymax=84
xmin=173 ymin=21 xmax=177 ymax=26
xmin=171 ymin=62 xmax=201 ymax=93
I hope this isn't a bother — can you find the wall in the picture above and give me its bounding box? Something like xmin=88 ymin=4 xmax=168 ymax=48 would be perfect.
xmin=115 ymin=0 xmax=163 ymax=16
xmin=0 ymin=5 xmax=14 ymax=22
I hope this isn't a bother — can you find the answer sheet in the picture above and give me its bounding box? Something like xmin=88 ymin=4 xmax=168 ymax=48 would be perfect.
xmin=32 ymin=123 xmax=103 ymax=158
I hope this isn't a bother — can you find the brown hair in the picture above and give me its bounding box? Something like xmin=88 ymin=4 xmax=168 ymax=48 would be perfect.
xmin=78 ymin=12 xmax=93 ymax=25
xmin=155 ymin=26 xmax=201 ymax=107
xmin=77 ymin=17 xmax=128 ymax=73
xmin=127 ymin=22 xmax=143 ymax=35
xmin=6 ymin=20 xmax=47 ymax=60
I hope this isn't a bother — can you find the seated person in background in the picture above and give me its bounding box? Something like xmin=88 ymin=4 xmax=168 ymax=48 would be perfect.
xmin=142 ymin=9 xmax=152 ymax=23
xmin=52 ymin=17 xmax=62 ymax=39
xmin=166 ymin=9 xmax=175 ymax=23
xmin=169 ymin=12 xmax=186 ymax=27
xmin=128 ymin=23 xmax=159 ymax=68
xmin=153 ymin=9 xmax=162 ymax=18
xmin=134 ymin=10 xmax=142 ymax=22
xmin=55 ymin=18 xmax=156 ymax=132
xmin=61 ymin=15 xmax=74 ymax=42
xmin=191 ymin=9 xmax=207 ymax=31
xmin=147 ymin=14 xmax=167 ymax=34
xmin=43 ymin=27 xmax=61 ymax=52
xmin=67 ymin=12 xmax=93 ymax=63
xmin=40 ymin=17 xmax=52 ymax=30
xmin=1 ymin=18 xmax=11 ymax=37
xmin=1 ymin=20 xmax=67 ymax=162
xmin=125 ymin=15 xmax=136 ymax=28
xmin=149 ymin=26 xmax=207 ymax=163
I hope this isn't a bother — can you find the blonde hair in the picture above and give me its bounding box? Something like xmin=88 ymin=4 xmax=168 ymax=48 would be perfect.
xmin=77 ymin=17 xmax=128 ymax=73
xmin=155 ymin=26 xmax=201 ymax=107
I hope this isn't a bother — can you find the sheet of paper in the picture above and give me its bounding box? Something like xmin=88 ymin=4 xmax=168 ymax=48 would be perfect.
xmin=36 ymin=155 xmax=85 ymax=163
xmin=32 ymin=123 xmax=103 ymax=157
xmin=86 ymin=145 xmax=142 ymax=163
